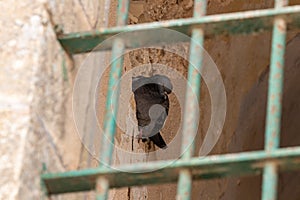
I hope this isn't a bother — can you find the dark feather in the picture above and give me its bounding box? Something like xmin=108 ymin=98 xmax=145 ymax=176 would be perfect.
xmin=132 ymin=75 xmax=172 ymax=149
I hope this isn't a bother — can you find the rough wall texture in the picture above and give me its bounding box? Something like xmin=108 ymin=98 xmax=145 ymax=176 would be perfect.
xmin=225 ymin=33 xmax=300 ymax=200
xmin=1 ymin=0 xmax=300 ymax=200
xmin=0 ymin=0 xmax=104 ymax=199
xmin=0 ymin=1 xmax=68 ymax=199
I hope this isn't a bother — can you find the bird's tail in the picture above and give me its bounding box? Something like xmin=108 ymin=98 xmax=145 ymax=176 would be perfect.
xmin=149 ymin=132 xmax=167 ymax=149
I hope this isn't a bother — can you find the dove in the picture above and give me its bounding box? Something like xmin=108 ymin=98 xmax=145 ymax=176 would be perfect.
xmin=132 ymin=75 xmax=173 ymax=149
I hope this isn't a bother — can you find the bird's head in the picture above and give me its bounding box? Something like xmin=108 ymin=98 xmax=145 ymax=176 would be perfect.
xmin=132 ymin=75 xmax=173 ymax=93
xmin=152 ymin=75 xmax=173 ymax=94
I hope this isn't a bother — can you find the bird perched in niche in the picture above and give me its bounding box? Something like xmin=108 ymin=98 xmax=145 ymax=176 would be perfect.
xmin=132 ymin=75 xmax=173 ymax=149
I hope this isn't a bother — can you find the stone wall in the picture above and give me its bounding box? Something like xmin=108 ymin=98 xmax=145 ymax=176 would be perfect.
xmin=0 ymin=0 xmax=104 ymax=199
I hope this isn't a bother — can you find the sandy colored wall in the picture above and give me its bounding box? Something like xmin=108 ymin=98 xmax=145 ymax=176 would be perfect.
xmin=0 ymin=0 xmax=107 ymax=199
xmin=0 ymin=1 xmax=70 ymax=199
xmin=1 ymin=0 xmax=300 ymax=200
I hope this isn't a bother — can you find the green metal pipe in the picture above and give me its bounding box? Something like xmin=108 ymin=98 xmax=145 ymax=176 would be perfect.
xmin=57 ymin=5 xmax=300 ymax=54
xmin=177 ymin=169 xmax=192 ymax=200
xmin=262 ymin=1 xmax=288 ymax=199
xmin=275 ymin=0 xmax=288 ymax=8
xmin=98 ymin=0 xmax=129 ymax=199
xmin=97 ymin=33 xmax=124 ymax=200
xmin=96 ymin=177 xmax=109 ymax=200
xmin=180 ymin=28 xmax=205 ymax=159
xmin=99 ymin=0 xmax=129 ymax=166
xmin=262 ymin=163 xmax=278 ymax=200
xmin=177 ymin=13 xmax=205 ymax=200
xmin=176 ymin=26 xmax=205 ymax=200
xmin=264 ymin=11 xmax=287 ymax=153
xmin=193 ymin=0 xmax=207 ymax=18
xmin=177 ymin=1 xmax=207 ymax=200
xmin=117 ymin=0 xmax=129 ymax=26
xmin=99 ymin=38 xmax=125 ymax=166
xmin=42 ymin=146 xmax=300 ymax=195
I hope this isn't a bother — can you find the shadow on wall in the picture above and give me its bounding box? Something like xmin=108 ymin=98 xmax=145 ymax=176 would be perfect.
xmin=224 ymin=33 xmax=300 ymax=200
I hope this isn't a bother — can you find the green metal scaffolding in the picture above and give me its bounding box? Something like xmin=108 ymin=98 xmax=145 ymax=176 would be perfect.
xmin=41 ymin=0 xmax=300 ymax=199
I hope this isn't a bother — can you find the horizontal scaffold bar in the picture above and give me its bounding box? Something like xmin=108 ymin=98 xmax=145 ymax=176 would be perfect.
xmin=58 ymin=5 xmax=300 ymax=54
xmin=42 ymin=146 xmax=300 ymax=195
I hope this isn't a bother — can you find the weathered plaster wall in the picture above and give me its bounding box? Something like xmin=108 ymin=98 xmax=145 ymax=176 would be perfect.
xmin=0 ymin=1 xmax=68 ymax=199
xmin=0 ymin=0 xmax=106 ymax=199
